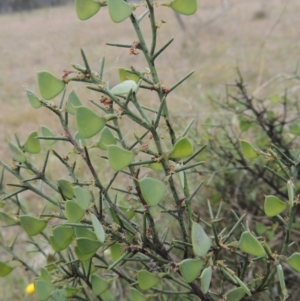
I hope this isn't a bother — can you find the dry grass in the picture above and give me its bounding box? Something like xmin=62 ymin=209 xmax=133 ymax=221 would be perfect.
xmin=1 ymin=0 xmax=300 ymax=299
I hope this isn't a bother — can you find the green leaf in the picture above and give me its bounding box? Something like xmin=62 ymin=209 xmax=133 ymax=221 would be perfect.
xmin=170 ymin=0 xmax=197 ymax=15
xmin=191 ymin=221 xmax=211 ymax=257
xmin=98 ymin=127 xmax=117 ymax=150
xmin=57 ymin=179 xmax=74 ymax=199
xmin=240 ymin=140 xmax=258 ymax=159
xmin=149 ymin=162 xmax=164 ymax=171
xmin=137 ymin=270 xmax=159 ymax=290
xmin=8 ymin=141 xmax=26 ymax=163
xmin=107 ymin=0 xmax=133 ymax=23
xmin=119 ymin=206 xmax=135 ymax=219
xmin=38 ymin=71 xmax=65 ymax=100
xmin=179 ymin=258 xmax=203 ymax=283
xmin=110 ymin=80 xmax=137 ymax=96
xmin=76 ymin=106 xmax=106 ymax=138
xmin=129 ymin=288 xmax=146 ymax=301
xmin=74 ymin=131 xmax=86 ymax=148
xmin=0 ymin=211 xmax=17 ymax=226
xmin=287 ymin=253 xmax=300 ymax=272
xmin=238 ymin=231 xmax=266 ymax=257
xmin=139 ymin=177 xmax=166 ymax=207
xmin=75 ymin=226 xmax=97 ymax=240
xmin=74 ymin=186 xmax=92 ymax=210
xmin=41 ymin=125 xmax=57 ymax=146
xmin=91 ymin=274 xmax=108 ymax=295
xmin=91 ymin=213 xmax=106 ymax=243
xmin=107 ymin=145 xmax=135 ymax=171
xmin=119 ymin=68 xmax=140 ymax=83
xmin=110 ymin=243 xmax=123 ymax=261
xmin=67 ymin=90 xmax=82 ymax=115
xmin=0 ymin=262 xmax=14 ymax=277
xmin=75 ymin=0 xmax=101 ymax=20
xmin=65 ymin=200 xmax=86 ymax=223
xmin=289 ymin=123 xmax=300 ymax=135
xmin=74 ymin=245 xmax=95 ymax=261
xmin=51 ymin=289 xmax=68 ymax=301
xmin=169 ymin=137 xmax=194 ymax=159
xmin=53 ymin=225 xmax=74 ymax=250
xmin=264 ymin=195 xmax=287 ymax=217
xmin=77 ymin=238 xmax=101 ymax=254
xmin=20 ymin=215 xmax=47 ymax=236
xmin=23 ymin=131 xmax=41 ymax=154
xmin=35 ymin=280 xmax=55 ymax=301
xmin=200 ymin=266 xmax=212 ymax=294
xmin=40 ymin=267 xmax=52 ymax=281
xmin=226 ymin=287 xmax=246 ymax=301
xmin=26 ymin=89 xmax=42 ymax=109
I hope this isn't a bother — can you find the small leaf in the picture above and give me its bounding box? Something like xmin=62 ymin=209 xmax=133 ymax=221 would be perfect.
xmin=107 ymin=0 xmax=133 ymax=23
xmin=129 ymin=288 xmax=146 ymax=301
xmin=35 ymin=280 xmax=55 ymax=301
xmin=67 ymin=90 xmax=82 ymax=115
xmin=74 ymin=246 xmax=95 ymax=261
xmin=289 ymin=123 xmax=300 ymax=135
xmin=170 ymin=0 xmax=197 ymax=15
xmin=74 ymin=186 xmax=92 ymax=210
xmin=226 ymin=287 xmax=246 ymax=301
xmin=287 ymin=253 xmax=300 ymax=272
xmin=149 ymin=162 xmax=163 ymax=171
xmin=110 ymin=80 xmax=137 ymax=96
xmin=8 ymin=141 xmax=26 ymax=163
xmin=0 ymin=262 xmax=14 ymax=277
xmin=20 ymin=215 xmax=47 ymax=236
xmin=110 ymin=243 xmax=123 ymax=261
xmin=77 ymin=238 xmax=101 ymax=254
xmin=238 ymin=231 xmax=266 ymax=257
xmin=74 ymin=131 xmax=86 ymax=148
xmin=23 ymin=131 xmax=41 ymax=154
xmin=26 ymin=89 xmax=42 ymax=109
xmin=57 ymin=179 xmax=74 ymax=199
xmin=53 ymin=225 xmax=74 ymax=250
xmin=40 ymin=267 xmax=52 ymax=281
xmin=0 ymin=211 xmax=17 ymax=226
xmin=75 ymin=227 xmax=97 ymax=240
xmin=169 ymin=137 xmax=194 ymax=159
xmin=91 ymin=213 xmax=106 ymax=243
xmin=65 ymin=200 xmax=86 ymax=223
xmin=119 ymin=206 xmax=135 ymax=219
xmin=179 ymin=258 xmax=203 ymax=283
xmin=191 ymin=221 xmax=211 ymax=257
xmin=75 ymin=0 xmax=101 ymax=20
xmin=51 ymin=289 xmax=68 ymax=301
xmin=119 ymin=68 xmax=140 ymax=83
xmin=41 ymin=125 xmax=57 ymax=146
xmin=98 ymin=127 xmax=116 ymax=150
xmin=201 ymin=266 xmax=212 ymax=294
xmin=240 ymin=140 xmax=258 ymax=159
xmin=91 ymin=274 xmax=108 ymax=295
xmin=139 ymin=177 xmax=166 ymax=207
xmin=107 ymin=145 xmax=135 ymax=171
xmin=137 ymin=270 xmax=159 ymax=290
xmin=38 ymin=71 xmax=65 ymax=100
xmin=76 ymin=106 xmax=106 ymax=138
xmin=264 ymin=195 xmax=287 ymax=217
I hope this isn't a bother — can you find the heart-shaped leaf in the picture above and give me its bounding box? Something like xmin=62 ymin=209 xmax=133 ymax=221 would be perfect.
xmin=53 ymin=225 xmax=74 ymax=250
xmin=74 ymin=186 xmax=92 ymax=210
xmin=91 ymin=274 xmax=108 ymax=295
xmin=201 ymin=266 xmax=212 ymax=294
xmin=91 ymin=213 xmax=106 ymax=243
xmin=226 ymin=287 xmax=246 ymax=301
xmin=191 ymin=221 xmax=211 ymax=257
xmin=75 ymin=226 xmax=97 ymax=240
xmin=107 ymin=0 xmax=133 ymax=23
xmin=170 ymin=0 xmax=197 ymax=15
xmin=76 ymin=106 xmax=106 ymax=138
xmin=107 ymin=145 xmax=135 ymax=171
xmin=57 ymin=179 xmax=74 ymax=199
xmin=137 ymin=270 xmax=159 ymax=290
xmin=238 ymin=231 xmax=266 ymax=257
xmin=179 ymin=258 xmax=203 ymax=283
xmin=20 ymin=215 xmax=47 ymax=236
xmin=38 ymin=71 xmax=65 ymax=100
xmin=23 ymin=131 xmax=41 ymax=154
xmin=75 ymin=0 xmax=101 ymax=20
xmin=139 ymin=177 xmax=166 ymax=207
xmin=169 ymin=137 xmax=194 ymax=159
xmin=77 ymin=238 xmax=101 ymax=254
xmin=41 ymin=125 xmax=57 ymax=146
xmin=0 ymin=262 xmax=14 ymax=277
xmin=65 ymin=200 xmax=86 ymax=223
xmin=8 ymin=141 xmax=26 ymax=163
xmin=40 ymin=267 xmax=52 ymax=281
xmin=74 ymin=245 xmax=96 ymax=261
xmin=26 ymin=89 xmax=42 ymax=109
xmin=119 ymin=68 xmax=140 ymax=83
xmin=287 ymin=253 xmax=300 ymax=272
xmin=110 ymin=80 xmax=137 ymax=96
xmin=129 ymin=288 xmax=146 ymax=301
xmin=264 ymin=195 xmax=287 ymax=217
xmin=35 ymin=280 xmax=55 ymax=301
xmin=67 ymin=90 xmax=82 ymax=115
xmin=240 ymin=140 xmax=258 ymax=159
xmin=119 ymin=206 xmax=135 ymax=219
xmin=110 ymin=243 xmax=124 ymax=261
xmin=149 ymin=162 xmax=164 ymax=171
xmin=74 ymin=131 xmax=86 ymax=148
xmin=98 ymin=127 xmax=116 ymax=150
xmin=51 ymin=289 xmax=68 ymax=301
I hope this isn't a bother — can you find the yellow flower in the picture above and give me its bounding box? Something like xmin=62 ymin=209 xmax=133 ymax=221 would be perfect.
xmin=25 ymin=283 xmax=35 ymax=294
